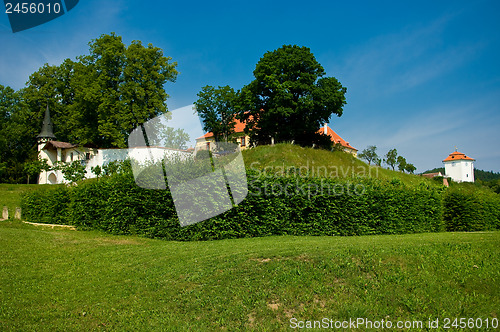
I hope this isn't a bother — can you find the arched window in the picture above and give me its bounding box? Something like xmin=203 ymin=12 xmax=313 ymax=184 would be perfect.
xmin=48 ymin=173 xmax=57 ymax=184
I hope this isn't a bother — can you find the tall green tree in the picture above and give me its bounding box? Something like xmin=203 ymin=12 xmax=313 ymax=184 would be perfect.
xmin=397 ymin=155 xmax=407 ymax=172
xmin=23 ymin=157 xmax=50 ymax=184
xmin=23 ymin=59 xmax=77 ymax=143
xmin=405 ymin=163 xmax=416 ymax=174
xmin=358 ymin=145 xmax=378 ymax=165
xmin=23 ymin=33 xmax=178 ymax=149
xmin=73 ymin=33 xmax=178 ymax=147
xmin=194 ymin=85 xmax=237 ymax=143
xmin=156 ymin=127 xmax=190 ymax=150
xmin=237 ymin=45 xmax=346 ymax=146
xmin=385 ymin=148 xmax=398 ymax=171
xmin=0 ymin=85 xmax=36 ymax=183
xmin=1 ymin=33 xmax=178 ymax=183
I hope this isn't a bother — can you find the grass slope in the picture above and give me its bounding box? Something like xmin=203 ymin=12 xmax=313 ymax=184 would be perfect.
xmin=0 ymin=184 xmax=40 ymax=218
xmin=242 ymin=144 xmax=436 ymax=187
xmin=1 ymin=221 xmax=498 ymax=331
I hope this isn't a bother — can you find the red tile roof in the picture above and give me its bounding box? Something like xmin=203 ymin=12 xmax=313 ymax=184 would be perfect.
xmin=197 ymin=119 xmax=357 ymax=152
xmin=43 ymin=141 xmax=77 ymax=149
xmin=196 ymin=118 xmax=247 ymax=140
xmin=422 ymin=172 xmax=442 ymax=178
xmin=443 ymin=151 xmax=475 ymax=162
xmin=318 ymin=125 xmax=358 ymax=151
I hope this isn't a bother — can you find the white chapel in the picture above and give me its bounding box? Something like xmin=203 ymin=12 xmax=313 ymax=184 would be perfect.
xmin=36 ymin=106 xmax=191 ymax=184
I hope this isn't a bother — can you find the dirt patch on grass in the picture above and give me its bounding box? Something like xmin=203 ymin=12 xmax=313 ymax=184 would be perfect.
xmin=95 ymin=238 xmax=143 ymax=246
xmin=251 ymin=257 xmax=272 ymax=263
xmin=267 ymin=300 xmax=281 ymax=311
xmin=247 ymin=312 xmax=256 ymax=328
xmin=250 ymin=254 xmax=312 ymax=263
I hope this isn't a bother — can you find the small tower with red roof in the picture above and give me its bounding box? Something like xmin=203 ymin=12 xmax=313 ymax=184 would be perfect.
xmin=442 ymin=149 xmax=475 ymax=183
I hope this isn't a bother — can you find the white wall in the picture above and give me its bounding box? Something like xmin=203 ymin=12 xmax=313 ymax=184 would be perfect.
xmin=39 ymin=146 xmax=193 ymax=184
xmin=444 ymin=160 xmax=474 ymax=183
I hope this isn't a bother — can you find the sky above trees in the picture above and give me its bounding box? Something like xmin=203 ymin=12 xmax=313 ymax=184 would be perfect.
xmin=1 ymin=0 xmax=499 ymax=172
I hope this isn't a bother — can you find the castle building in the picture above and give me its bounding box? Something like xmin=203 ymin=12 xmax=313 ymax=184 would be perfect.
xmin=442 ymin=150 xmax=475 ymax=183
xmin=195 ymin=120 xmax=357 ymax=157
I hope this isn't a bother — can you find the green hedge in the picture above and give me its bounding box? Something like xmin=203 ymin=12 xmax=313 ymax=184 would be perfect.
xmin=21 ymin=168 xmax=449 ymax=240
xmin=443 ymin=186 xmax=500 ymax=231
xmin=21 ymin=185 xmax=70 ymax=225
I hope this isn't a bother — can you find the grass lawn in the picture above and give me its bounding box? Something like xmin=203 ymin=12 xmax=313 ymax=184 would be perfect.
xmin=0 ymin=184 xmax=40 ymax=218
xmin=242 ymin=144 xmax=437 ymax=187
xmin=0 ymin=221 xmax=498 ymax=331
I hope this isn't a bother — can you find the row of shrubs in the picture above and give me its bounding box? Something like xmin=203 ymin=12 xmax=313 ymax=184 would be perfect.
xmin=21 ymin=166 xmax=499 ymax=240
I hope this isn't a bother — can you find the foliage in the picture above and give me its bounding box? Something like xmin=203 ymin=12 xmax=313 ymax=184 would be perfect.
xmin=194 ymin=85 xmax=237 ymax=143
xmin=424 ymin=167 xmax=500 ymax=182
xmin=475 ymin=169 xmax=500 ymax=182
xmin=19 ymin=145 xmax=498 ymax=238
xmin=358 ymin=145 xmax=378 ymax=165
xmin=424 ymin=167 xmax=500 ymax=192
xmin=158 ymin=127 xmax=190 ymax=150
xmin=405 ymin=163 xmax=416 ymax=174
xmin=397 ymin=155 xmax=407 ymax=172
xmin=443 ymin=185 xmax=500 ymax=231
xmin=53 ymin=160 xmax=87 ymax=183
xmin=23 ymin=157 xmax=50 ymax=184
xmin=21 ymin=185 xmax=70 ymax=224
xmin=1 ymin=34 xmax=178 ymax=183
xmin=423 ymin=167 xmax=445 ymax=175
xmin=237 ymin=45 xmax=346 ymax=146
xmin=21 ymin=33 xmax=179 ymax=149
xmin=21 ymin=167 xmax=445 ymax=238
xmin=194 ymin=149 xmax=213 ymax=160
xmin=91 ymin=165 xmax=102 ymax=179
xmin=0 ymin=85 xmax=36 ymax=183
xmin=385 ymin=148 xmax=398 ymax=171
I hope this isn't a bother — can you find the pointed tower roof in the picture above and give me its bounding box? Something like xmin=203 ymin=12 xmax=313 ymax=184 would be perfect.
xmin=37 ymin=105 xmax=56 ymax=140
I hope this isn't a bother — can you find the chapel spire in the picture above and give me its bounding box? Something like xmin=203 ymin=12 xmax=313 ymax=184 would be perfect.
xmin=37 ymin=104 xmax=56 ymax=141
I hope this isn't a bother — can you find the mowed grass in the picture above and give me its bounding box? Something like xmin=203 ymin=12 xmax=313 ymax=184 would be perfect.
xmin=242 ymin=144 xmax=436 ymax=187
xmin=1 ymin=221 xmax=498 ymax=331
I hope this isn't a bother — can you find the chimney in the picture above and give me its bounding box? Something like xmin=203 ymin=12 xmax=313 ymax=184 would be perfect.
xmin=324 ymin=123 xmax=327 ymax=135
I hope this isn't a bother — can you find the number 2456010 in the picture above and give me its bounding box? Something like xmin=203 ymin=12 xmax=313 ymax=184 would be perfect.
xmin=5 ymin=2 xmax=62 ymax=14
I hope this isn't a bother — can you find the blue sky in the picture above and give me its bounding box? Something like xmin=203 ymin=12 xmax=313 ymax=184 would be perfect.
xmin=1 ymin=0 xmax=499 ymax=172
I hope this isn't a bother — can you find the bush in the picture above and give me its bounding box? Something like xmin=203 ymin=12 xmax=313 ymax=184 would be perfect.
xmin=21 ymin=185 xmax=71 ymax=225
xmin=24 ymin=159 xmax=500 ymax=239
xmin=443 ymin=186 xmax=500 ymax=231
xmin=21 ymin=168 xmax=447 ymax=240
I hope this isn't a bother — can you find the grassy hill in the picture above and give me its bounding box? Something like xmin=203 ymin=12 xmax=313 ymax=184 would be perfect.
xmin=0 ymin=184 xmax=40 ymax=218
xmin=1 ymin=220 xmax=498 ymax=330
xmin=242 ymin=144 xmax=436 ymax=187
